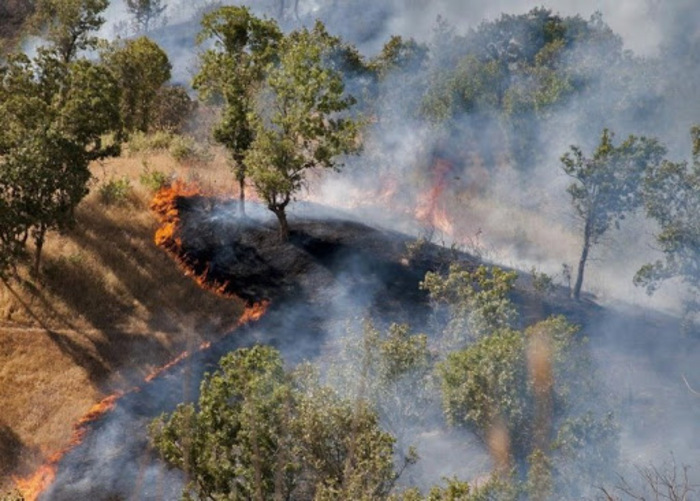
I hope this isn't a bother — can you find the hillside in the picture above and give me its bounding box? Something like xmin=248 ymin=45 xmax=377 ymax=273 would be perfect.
xmin=0 ymin=149 xmax=244 ymax=491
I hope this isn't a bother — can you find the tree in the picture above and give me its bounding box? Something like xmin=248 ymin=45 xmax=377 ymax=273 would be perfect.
xmin=560 ymin=129 xmax=666 ymax=300
xmin=150 ymin=345 xmax=408 ymax=501
xmin=635 ymin=126 xmax=700 ymax=316
xmin=245 ymin=21 xmax=360 ymax=240
xmin=103 ymin=36 xmax=172 ymax=134
xmin=0 ymin=50 xmax=120 ymax=274
xmin=193 ymin=5 xmax=282 ymax=217
xmin=34 ymin=0 xmax=108 ymax=63
xmin=421 ymin=264 xmax=518 ymax=347
xmin=125 ymin=0 xmax=166 ymax=33
xmin=438 ymin=316 xmax=618 ymax=496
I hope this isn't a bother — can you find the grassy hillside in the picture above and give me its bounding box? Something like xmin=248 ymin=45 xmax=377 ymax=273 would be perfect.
xmin=0 ymin=145 xmax=244 ymax=488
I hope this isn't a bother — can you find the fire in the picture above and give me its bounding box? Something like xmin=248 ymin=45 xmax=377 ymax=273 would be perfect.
xmin=14 ymin=299 xmax=269 ymax=499
xmin=237 ymin=300 xmax=270 ymax=325
xmin=150 ymin=181 xmax=244 ymax=298
xmin=415 ymin=158 xmax=455 ymax=236
xmin=13 ymin=393 xmax=122 ymax=501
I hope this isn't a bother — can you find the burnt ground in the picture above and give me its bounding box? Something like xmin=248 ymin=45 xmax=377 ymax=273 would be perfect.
xmin=42 ymin=198 xmax=700 ymax=499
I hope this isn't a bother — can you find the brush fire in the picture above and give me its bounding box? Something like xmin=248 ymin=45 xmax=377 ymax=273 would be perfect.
xmin=12 ymin=183 xmax=270 ymax=499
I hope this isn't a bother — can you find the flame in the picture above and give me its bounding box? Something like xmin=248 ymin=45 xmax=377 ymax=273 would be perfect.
xmin=13 ymin=393 xmax=122 ymax=501
xmin=237 ymin=300 xmax=270 ymax=325
xmin=150 ymin=181 xmax=244 ymax=298
xmin=415 ymin=159 xmax=455 ymax=235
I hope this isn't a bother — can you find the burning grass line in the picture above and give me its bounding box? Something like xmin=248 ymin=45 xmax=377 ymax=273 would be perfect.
xmin=14 ymin=300 xmax=269 ymax=500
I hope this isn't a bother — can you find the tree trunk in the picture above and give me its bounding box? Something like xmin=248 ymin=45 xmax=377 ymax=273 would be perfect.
xmin=572 ymin=221 xmax=591 ymax=300
xmin=33 ymin=226 xmax=45 ymax=277
xmin=272 ymin=207 xmax=289 ymax=241
xmin=238 ymin=175 xmax=246 ymax=217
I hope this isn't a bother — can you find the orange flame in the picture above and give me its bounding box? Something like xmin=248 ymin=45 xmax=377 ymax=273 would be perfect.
xmin=13 ymin=393 xmax=122 ymax=501
xmin=415 ymin=159 xmax=455 ymax=235
xmin=150 ymin=181 xmax=244 ymax=298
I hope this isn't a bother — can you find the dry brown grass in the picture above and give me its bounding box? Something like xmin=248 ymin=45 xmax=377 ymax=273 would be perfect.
xmin=0 ymin=146 xmax=243 ymax=489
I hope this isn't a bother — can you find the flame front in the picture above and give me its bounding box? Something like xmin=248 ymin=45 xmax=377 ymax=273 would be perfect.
xmin=15 ymin=183 xmax=270 ymax=499
xmin=13 ymin=393 xmax=122 ymax=501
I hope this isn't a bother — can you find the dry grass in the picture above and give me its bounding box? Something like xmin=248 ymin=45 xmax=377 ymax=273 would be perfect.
xmin=0 ymin=146 xmax=243 ymax=489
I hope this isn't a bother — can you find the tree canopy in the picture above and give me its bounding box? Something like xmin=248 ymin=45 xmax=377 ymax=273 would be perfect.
xmin=561 ymin=128 xmax=666 ymax=300
xmin=245 ymin=21 xmax=361 ymax=239
xmin=193 ymin=5 xmax=282 ymax=216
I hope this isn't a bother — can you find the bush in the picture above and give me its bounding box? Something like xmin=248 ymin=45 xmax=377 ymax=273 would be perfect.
xmin=139 ymin=163 xmax=169 ymax=192
xmin=152 ymin=84 xmax=194 ymax=133
xmin=127 ymin=131 xmax=209 ymax=163
xmin=99 ymin=176 xmax=132 ymax=205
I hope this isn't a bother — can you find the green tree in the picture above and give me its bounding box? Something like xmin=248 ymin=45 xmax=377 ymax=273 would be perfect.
xmin=193 ymin=5 xmax=281 ymax=217
xmin=103 ymin=36 xmax=172 ymax=134
xmin=245 ymin=21 xmax=361 ymax=240
xmin=34 ymin=0 xmax=108 ymax=63
xmin=125 ymin=0 xmax=166 ymax=33
xmin=560 ymin=128 xmax=666 ymax=300
xmin=438 ymin=316 xmax=618 ymax=496
xmin=150 ymin=345 xmax=407 ymax=501
xmin=421 ymin=264 xmax=518 ymax=347
xmin=635 ymin=126 xmax=700 ymax=315
xmin=0 ymin=50 xmax=120 ymax=274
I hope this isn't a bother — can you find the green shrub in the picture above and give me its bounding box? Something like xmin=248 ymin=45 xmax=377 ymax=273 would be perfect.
xmin=128 ymin=131 xmax=209 ymax=163
xmin=99 ymin=176 xmax=132 ymax=205
xmin=139 ymin=163 xmax=169 ymax=192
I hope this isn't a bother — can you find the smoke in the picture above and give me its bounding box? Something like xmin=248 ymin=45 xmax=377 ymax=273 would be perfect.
xmin=18 ymin=0 xmax=700 ymax=498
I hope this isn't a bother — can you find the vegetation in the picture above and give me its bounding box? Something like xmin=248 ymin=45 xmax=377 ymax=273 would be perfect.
xmin=193 ymin=5 xmax=282 ymax=216
xmin=125 ymin=0 xmax=166 ymax=33
xmin=3 ymin=2 xmax=700 ymax=498
xmin=421 ymin=264 xmax=518 ymax=347
xmin=245 ymin=21 xmax=361 ymax=239
xmin=560 ymin=129 xmax=666 ymax=300
xmin=636 ymin=127 xmax=700 ymax=316
xmin=102 ymin=36 xmax=172 ymax=135
xmin=151 ymin=345 xmax=410 ymax=500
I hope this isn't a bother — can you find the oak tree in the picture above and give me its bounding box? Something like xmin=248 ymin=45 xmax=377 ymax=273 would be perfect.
xmin=193 ymin=6 xmax=281 ymax=217
xmin=245 ymin=21 xmax=361 ymax=240
xmin=636 ymin=126 xmax=700 ymax=315
xmin=561 ymin=129 xmax=665 ymax=300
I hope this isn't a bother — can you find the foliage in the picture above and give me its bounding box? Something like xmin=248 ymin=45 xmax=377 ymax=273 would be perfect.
xmin=399 ymin=476 xmax=519 ymax=501
xmin=421 ymin=264 xmax=518 ymax=346
xmin=102 ymin=36 xmax=172 ymax=134
xmin=245 ymin=21 xmax=361 ymax=239
xmin=125 ymin=0 xmax=166 ymax=33
xmin=150 ymin=345 xmax=407 ymax=501
xmin=193 ymin=5 xmax=282 ymax=216
xmin=0 ymin=49 xmax=121 ymax=274
xmin=438 ymin=316 xmax=617 ymax=494
xmin=151 ymin=84 xmax=194 ymax=133
xmin=635 ymin=126 xmax=700 ymax=314
xmin=99 ymin=176 xmax=132 ymax=205
xmin=419 ymin=8 xmax=626 ymax=169
xmin=561 ymin=128 xmax=666 ymax=299
xmin=325 ymin=320 xmax=436 ymax=452
xmin=34 ymin=0 xmax=108 ymax=62
xmin=530 ymin=267 xmax=555 ymax=297
xmin=138 ymin=163 xmax=169 ymax=192
xmin=128 ymin=131 xmax=207 ymax=163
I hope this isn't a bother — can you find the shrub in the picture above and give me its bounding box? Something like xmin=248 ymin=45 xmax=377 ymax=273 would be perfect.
xmin=139 ymin=163 xmax=169 ymax=192
xmin=99 ymin=176 xmax=132 ymax=205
